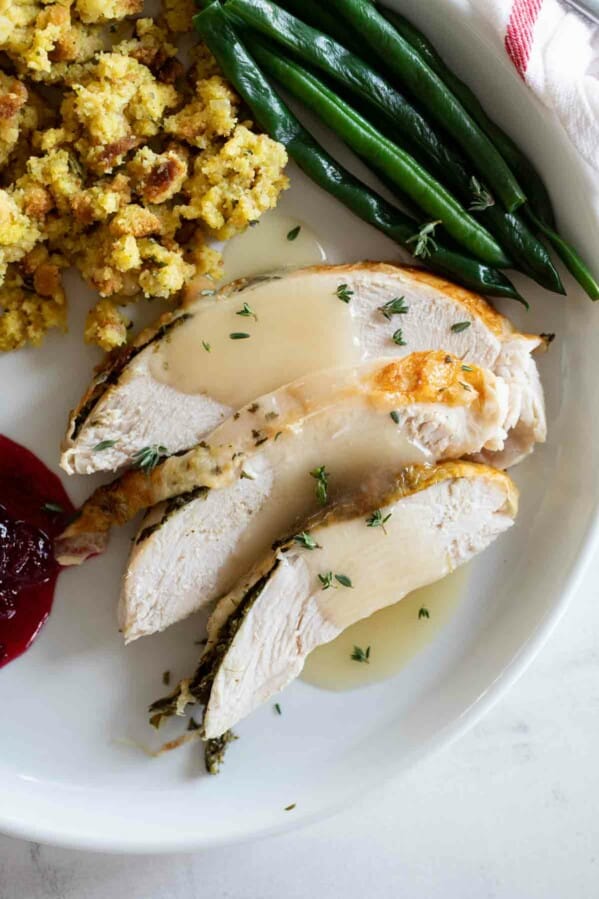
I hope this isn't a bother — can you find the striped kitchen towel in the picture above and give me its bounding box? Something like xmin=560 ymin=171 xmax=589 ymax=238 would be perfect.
xmin=474 ymin=0 xmax=599 ymax=170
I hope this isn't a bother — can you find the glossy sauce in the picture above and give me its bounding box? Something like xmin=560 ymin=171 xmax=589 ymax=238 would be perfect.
xmin=221 ymin=214 xmax=327 ymax=282
xmin=0 ymin=436 xmax=74 ymax=668
xmin=150 ymin=216 xmax=343 ymax=408
xmin=302 ymin=567 xmax=468 ymax=690
xmin=211 ymin=398 xmax=433 ymax=599
xmin=150 ymin=275 xmax=360 ymax=408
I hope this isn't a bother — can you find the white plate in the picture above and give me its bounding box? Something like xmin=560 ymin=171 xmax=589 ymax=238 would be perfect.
xmin=1 ymin=0 xmax=599 ymax=853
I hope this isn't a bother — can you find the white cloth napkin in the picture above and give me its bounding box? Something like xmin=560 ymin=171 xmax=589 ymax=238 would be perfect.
xmin=471 ymin=0 xmax=599 ymax=170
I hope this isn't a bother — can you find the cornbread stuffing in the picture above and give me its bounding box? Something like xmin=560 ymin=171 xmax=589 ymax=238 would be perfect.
xmin=0 ymin=3 xmax=289 ymax=351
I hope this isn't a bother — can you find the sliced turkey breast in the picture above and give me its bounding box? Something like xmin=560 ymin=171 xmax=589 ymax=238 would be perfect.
xmin=55 ymin=350 xmax=509 ymax=570
xmin=149 ymin=461 xmax=518 ymax=767
xmin=110 ymin=351 xmax=512 ymax=642
xmin=60 ymin=263 xmax=546 ymax=475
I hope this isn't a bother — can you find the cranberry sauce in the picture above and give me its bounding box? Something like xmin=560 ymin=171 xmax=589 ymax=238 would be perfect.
xmin=0 ymin=435 xmax=74 ymax=668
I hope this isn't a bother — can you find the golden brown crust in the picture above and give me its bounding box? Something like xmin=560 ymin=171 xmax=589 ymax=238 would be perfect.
xmin=371 ymin=350 xmax=489 ymax=410
xmin=307 ymin=460 xmax=519 ymax=529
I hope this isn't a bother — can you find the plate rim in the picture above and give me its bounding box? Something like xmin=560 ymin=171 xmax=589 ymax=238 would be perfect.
xmin=2 ymin=0 xmax=599 ymax=853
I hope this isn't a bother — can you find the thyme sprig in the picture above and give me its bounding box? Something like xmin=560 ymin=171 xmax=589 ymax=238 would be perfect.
xmin=310 ymin=465 xmax=329 ymax=506
xmin=468 ymin=176 xmax=495 ymax=212
xmin=132 ymin=444 xmax=168 ymax=473
xmin=407 ymin=220 xmax=442 ymax=258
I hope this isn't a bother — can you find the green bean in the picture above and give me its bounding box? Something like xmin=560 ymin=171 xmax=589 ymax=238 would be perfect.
xmin=267 ymin=0 xmax=363 ymax=55
xmin=379 ymin=5 xmax=555 ymax=227
xmin=245 ymin=36 xmax=510 ymax=267
xmin=224 ymin=0 xmax=563 ymax=293
xmin=326 ymin=0 xmax=526 ymax=213
xmin=193 ymin=2 xmax=524 ymax=302
xmin=526 ymin=210 xmax=599 ymax=300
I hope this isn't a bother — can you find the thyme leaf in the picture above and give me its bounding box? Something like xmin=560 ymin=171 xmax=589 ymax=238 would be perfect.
xmin=93 ymin=439 xmax=117 ymax=451
xmin=392 ymin=328 xmax=407 ymax=346
xmin=351 ymin=645 xmax=370 ymax=664
xmin=390 ymin=410 xmax=400 ymax=424
xmin=132 ymin=444 xmax=168 ymax=473
xmin=236 ymin=302 xmax=257 ymax=321
xmin=287 ymin=225 xmax=301 ymax=241
xmin=468 ymin=176 xmax=495 ymax=212
xmin=294 ymin=531 xmax=320 ymax=550
xmin=366 ymin=509 xmax=392 ymax=533
xmin=451 ymin=321 xmax=471 ymax=333
xmin=406 ymin=220 xmax=442 ymax=258
xmin=202 ymin=340 xmax=211 ymax=352
xmin=317 ymin=571 xmax=353 ymax=590
xmin=229 ymin=332 xmax=251 ymax=340
xmin=310 ymin=465 xmax=329 ymax=506
xmin=418 ymin=607 xmax=430 ymax=619
xmin=335 ymin=573 xmax=353 ymax=588
xmin=335 ymin=283 xmax=353 ymax=303
xmin=379 ymin=296 xmax=408 ymax=320
xmin=318 ymin=571 xmax=334 ymax=590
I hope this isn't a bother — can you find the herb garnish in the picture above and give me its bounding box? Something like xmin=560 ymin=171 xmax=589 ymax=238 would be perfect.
xmin=162 ymin=670 xmax=171 ymax=685
xmin=379 ymin=296 xmax=408 ymax=319
xmin=468 ymin=176 xmax=495 ymax=212
xmin=451 ymin=321 xmax=471 ymax=333
xmin=236 ymin=302 xmax=257 ymax=321
xmin=407 ymin=220 xmax=441 ymax=258
xmin=93 ymin=439 xmax=116 ymax=451
xmin=284 ymin=803 xmax=296 ymax=811
xmin=392 ymin=328 xmax=407 ymax=346
xmin=318 ymin=571 xmax=353 ymax=590
xmin=294 ymin=531 xmax=320 ymax=550
xmin=459 ymin=381 xmax=473 ymax=392
xmin=418 ymin=607 xmax=430 ymax=619
xmin=229 ymin=332 xmax=251 ymax=340
xmin=265 ymin=411 xmax=279 ymax=421
xmin=335 ymin=283 xmax=353 ymax=303
xmin=461 ymin=364 xmax=473 ymax=372
xmin=351 ymin=645 xmax=371 ymax=664
xmin=202 ymin=340 xmax=211 ymax=352
xmin=287 ymin=225 xmax=301 ymax=241
xmin=390 ymin=410 xmax=400 ymax=424
xmin=240 ymin=470 xmax=255 ymax=480
xmin=335 ymin=574 xmax=353 ymax=588
xmin=274 ymin=703 xmax=282 ymax=715
xmin=310 ymin=465 xmax=329 ymax=505
xmin=132 ymin=444 xmax=168 ymax=473
xmin=41 ymin=501 xmax=64 ymax=515
xmin=366 ymin=509 xmax=392 ymax=533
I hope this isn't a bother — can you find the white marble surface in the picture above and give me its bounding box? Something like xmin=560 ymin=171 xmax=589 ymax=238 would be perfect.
xmin=1 ymin=548 xmax=598 ymax=898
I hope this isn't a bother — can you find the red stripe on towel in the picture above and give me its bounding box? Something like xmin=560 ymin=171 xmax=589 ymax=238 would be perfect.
xmin=505 ymin=0 xmax=543 ymax=78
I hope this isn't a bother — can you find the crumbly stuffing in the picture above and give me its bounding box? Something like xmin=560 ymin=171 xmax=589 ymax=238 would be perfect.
xmin=0 ymin=250 xmax=67 ymax=350
xmin=127 ymin=145 xmax=188 ymax=204
xmin=165 ymin=76 xmax=239 ymax=150
xmin=84 ymin=297 xmax=130 ymax=350
xmin=0 ymin=9 xmax=289 ymax=351
xmin=180 ymin=126 xmax=289 ymax=239
xmin=0 ymin=1 xmax=114 ymax=84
